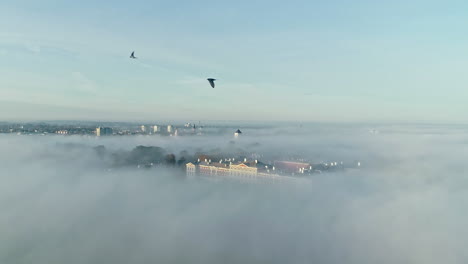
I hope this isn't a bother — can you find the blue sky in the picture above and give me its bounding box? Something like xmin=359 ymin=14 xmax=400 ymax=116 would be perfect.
xmin=1 ymin=0 xmax=467 ymax=123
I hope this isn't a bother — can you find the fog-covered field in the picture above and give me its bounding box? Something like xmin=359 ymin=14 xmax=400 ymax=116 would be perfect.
xmin=1 ymin=123 xmax=468 ymax=264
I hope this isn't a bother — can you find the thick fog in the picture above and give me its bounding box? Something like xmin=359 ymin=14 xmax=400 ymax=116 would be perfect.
xmin=1 ymin=123 xmax=468 ymax=264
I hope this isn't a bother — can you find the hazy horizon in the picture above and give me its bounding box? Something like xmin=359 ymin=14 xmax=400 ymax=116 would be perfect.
xmin=2 ymin=119 xmax=468 ymax=127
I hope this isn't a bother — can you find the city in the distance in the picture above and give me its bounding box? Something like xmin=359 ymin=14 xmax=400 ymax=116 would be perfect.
xmin=1 ymin=121 xmax=362 ymax=183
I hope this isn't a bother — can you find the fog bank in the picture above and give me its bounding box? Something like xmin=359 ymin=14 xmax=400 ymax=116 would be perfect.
xmin=1 ymin=124 xmax=468 ymax=264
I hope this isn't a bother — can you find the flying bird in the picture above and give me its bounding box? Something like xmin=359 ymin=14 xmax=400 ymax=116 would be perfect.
xmin=130 ymin=51 xmax=137 ymax=59
xmin=207 ymin=78 xmax=216 ymax=88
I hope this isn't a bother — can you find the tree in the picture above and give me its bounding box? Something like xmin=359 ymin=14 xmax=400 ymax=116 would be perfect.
xmin=177 ymin=156 xmax=186 ymax=167
xmin=164 ymin=154 xmax=176 ymax=166
xmin=126 ymin=146 xmax=166 ymax=165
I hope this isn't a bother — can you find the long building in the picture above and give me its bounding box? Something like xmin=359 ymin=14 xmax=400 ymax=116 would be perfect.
xmin=186 ymin=159 xmax=297 ymax=183
xmin=273 ymin=161 xmax=312 ymax=175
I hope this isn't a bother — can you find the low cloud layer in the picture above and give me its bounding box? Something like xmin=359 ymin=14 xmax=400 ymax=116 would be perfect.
xmin=1 ymin=123 xmax=468 ymax=264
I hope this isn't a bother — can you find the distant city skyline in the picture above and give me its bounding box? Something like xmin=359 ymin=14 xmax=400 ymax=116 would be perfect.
xmin=1 ymin=0 xmax=468 ymax=123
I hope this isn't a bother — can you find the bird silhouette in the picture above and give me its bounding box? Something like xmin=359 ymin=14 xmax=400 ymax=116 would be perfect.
xmin=130 ymin=51 xmax=137 ymax=59
xmin=207 ymin=78 xmax=216 ymax=88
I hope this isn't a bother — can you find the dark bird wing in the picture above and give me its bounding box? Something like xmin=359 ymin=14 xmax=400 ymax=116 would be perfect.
xmin=208 ymin=79 xmax=215 ymax=88
xmin=130 ymin=51 xmax=135 ymax=58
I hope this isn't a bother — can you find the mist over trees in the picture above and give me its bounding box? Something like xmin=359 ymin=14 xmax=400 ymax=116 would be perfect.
xmin=1 ymin=124 xmax=468 ymax=264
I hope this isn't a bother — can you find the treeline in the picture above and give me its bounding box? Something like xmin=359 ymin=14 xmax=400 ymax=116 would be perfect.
xmin=92 ymin=144 xmax=252 ymax=169
xmin=94 ymin=145 xmax=188 ymax=168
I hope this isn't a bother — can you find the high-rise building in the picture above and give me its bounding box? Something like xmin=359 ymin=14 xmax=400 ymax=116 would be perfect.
xmin=167 ymin=125 xmax=174 ymax=133
xmin=152 ymin=125 xmax=159 ymax=133
xmin=96 ymin=127 xmax=113 ymax=136
xmin=140 ymin=125 xmax=147 ymax=133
